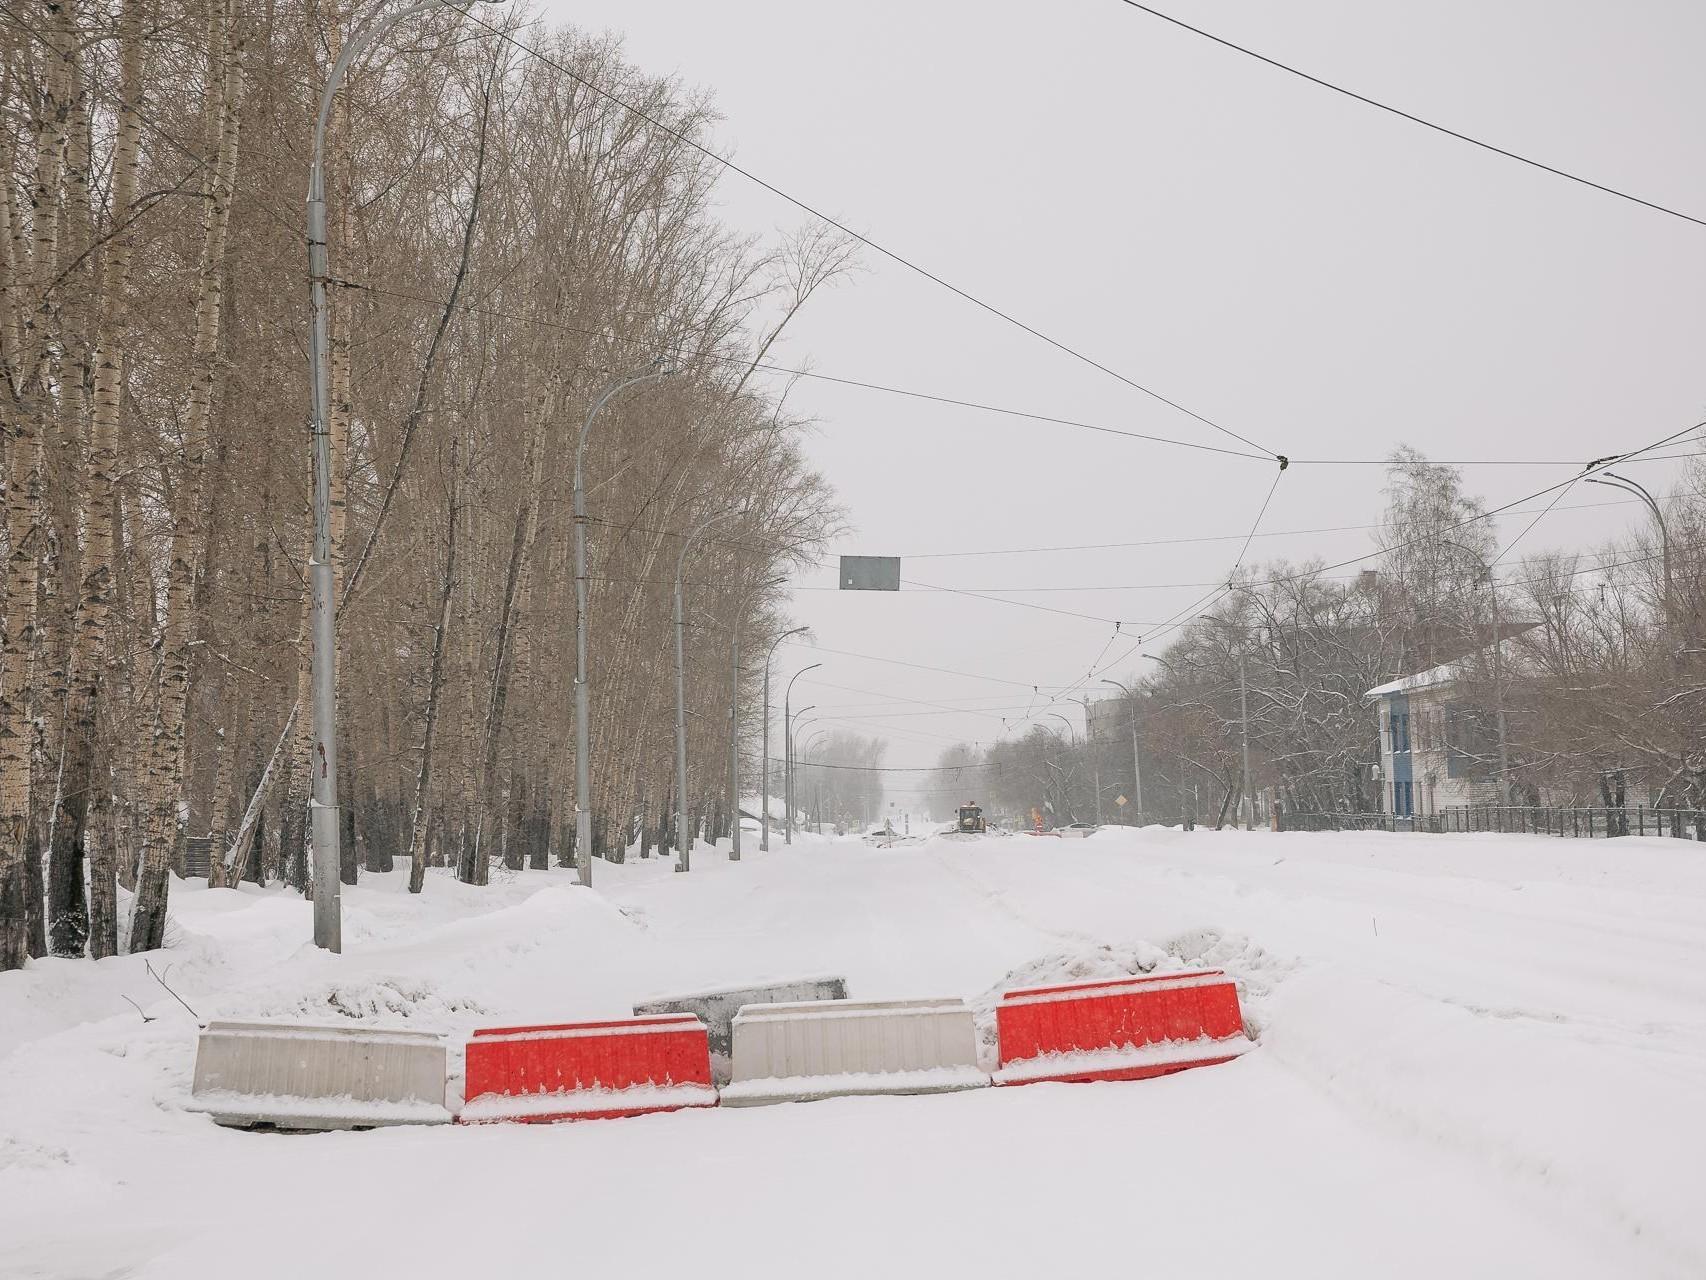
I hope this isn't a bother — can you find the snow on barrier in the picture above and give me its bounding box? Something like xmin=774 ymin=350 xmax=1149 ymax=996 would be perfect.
xmin=994 ymin=969 xmax=1254 ymax=1086
xmin=722 ymin=997 xmax=988 ymax=1106
xmin=186 ymin=1020 xmax=451 ymax=1130
xmin=633 ymin=977 xmax=849 ymax=1084
xmin=459 ymin=1013 xmax=717 ymax=1123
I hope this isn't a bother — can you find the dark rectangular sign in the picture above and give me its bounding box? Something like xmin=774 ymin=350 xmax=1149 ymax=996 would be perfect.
xmin=839 ymin=555 xmax=900 ymax=591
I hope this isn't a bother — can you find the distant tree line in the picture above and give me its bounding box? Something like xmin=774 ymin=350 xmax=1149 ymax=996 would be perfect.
xmin=935 ymin=448 xmax=1706 ymax=827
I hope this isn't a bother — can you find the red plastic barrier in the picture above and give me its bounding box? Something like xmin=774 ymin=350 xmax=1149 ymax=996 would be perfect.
xmin=460 ymin=1013 xmax=716 ymax=1123
xmin=994 ymin=969 xmax=1252 ymax=1086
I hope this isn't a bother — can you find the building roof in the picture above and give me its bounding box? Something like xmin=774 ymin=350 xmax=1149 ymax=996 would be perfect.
xmin=1363 ymin=635 xmax=1533 ymax=701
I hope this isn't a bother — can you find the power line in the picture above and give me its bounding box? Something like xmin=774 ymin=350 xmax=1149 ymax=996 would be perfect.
xmin=890 ymin=493 xmax=1668 ymax=560
xmin=351 ymin=280 xmax=1267 ymax=461
xmin=1115 ymin=1 xmax=1706 ymax=232
xmin=1083 ymin=420 xmax=1706 ymax=680
xmin=766 ymin=757 xmax=1000 ymax=774
xmin=460 ymin=10 xmax=1284 ymax=460
xmin=778 ymin=639 xmax=1043 ymax=690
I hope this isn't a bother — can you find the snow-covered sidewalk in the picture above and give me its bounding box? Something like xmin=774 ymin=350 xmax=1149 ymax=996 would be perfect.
xmin=2 ymin=828 xmax=1703 ymax=1278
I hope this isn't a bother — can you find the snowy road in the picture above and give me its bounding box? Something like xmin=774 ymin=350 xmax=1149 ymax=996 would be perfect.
xmin=2 ymin=828 xmax=1703 ymax=1278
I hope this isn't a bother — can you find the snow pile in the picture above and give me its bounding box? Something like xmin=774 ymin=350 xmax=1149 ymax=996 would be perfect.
xmin=219 ymin=975 xmax=490 ymax=1028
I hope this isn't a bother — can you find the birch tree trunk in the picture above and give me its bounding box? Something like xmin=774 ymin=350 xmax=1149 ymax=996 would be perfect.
xmin=407 ymin=436 xmax=461 ymax=893
xmin=131 ymin=0 xmax=243 ymax=952
xmin=49 ymin=0 xmax=144 ymax=960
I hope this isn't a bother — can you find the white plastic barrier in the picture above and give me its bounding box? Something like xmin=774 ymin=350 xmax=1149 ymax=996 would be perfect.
xmin=722 ymin=998 xmax=988 ymax=1106
xmin=186 ymin=1020 xmax=451 ymax=1130
xmin=634 ymin=977 xmax=848 ymax=1084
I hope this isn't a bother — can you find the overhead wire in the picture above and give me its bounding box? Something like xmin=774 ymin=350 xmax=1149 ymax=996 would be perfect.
xmin=1114 ymin=1 xmax=1706 ymax=232
xmin=1082 ymin=419 xmax=1706 ymax=682
xmin=349 ymin=279 xmax=1268 ymax=461
xmin=458 ymin=8 xmax=1286 ymax=461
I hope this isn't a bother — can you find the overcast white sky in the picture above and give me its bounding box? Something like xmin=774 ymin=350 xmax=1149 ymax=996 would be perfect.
xmin=539 ymin=0 xmax=1706 ymax=796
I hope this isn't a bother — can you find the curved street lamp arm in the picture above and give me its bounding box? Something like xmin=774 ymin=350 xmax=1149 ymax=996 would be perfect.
xmin=576 ymin=360 xmax=672 ymax=487
xmin=676 ymin=507 xmax=737 ymax=583
xmin=784 ymin=663 xmax=822 ymax=703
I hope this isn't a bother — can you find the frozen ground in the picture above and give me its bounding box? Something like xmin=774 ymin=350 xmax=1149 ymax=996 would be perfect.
xmin=3 ymin=826 xmax=1704 ymax=1279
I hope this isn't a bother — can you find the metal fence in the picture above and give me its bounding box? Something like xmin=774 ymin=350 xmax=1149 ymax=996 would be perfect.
xmin=1277 ymin=806 xmax=1706 ymax=839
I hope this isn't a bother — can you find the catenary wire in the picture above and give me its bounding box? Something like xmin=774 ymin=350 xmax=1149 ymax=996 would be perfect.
xmin=459 ymin=8 xmax=1284 ymax=460
xmin=1114 ymin=1 xmax=1706 ymax=232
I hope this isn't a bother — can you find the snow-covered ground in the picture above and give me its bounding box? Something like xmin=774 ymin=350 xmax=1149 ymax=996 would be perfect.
xmin=3 ymin=827 xmax=1704 ymax=1279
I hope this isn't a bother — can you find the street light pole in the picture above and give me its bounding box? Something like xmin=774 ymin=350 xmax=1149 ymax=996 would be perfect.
xmin=787 ymin=704 xmax=818 ymax=841
xmin=761 ymin=628 xmax=808 ymax=851
xmin=799 ymin=729 xmax=829 ymax=833
xmin=1443 ymin=538 xmax=1511 ymax=806
xmin=304 ymin=0 xmax=501 ymax=949
xmin=1066 ymin=697 xmax=1102 ymax=825
xmin=781 ymin=666 xmax=820 ymax=844
xmin=572 ymin=362 xmax=672 ymax=889
xmin=1238 ymin=650 xmax=1253 ymax=831
xmin=1142 ymin=654 xmax=1190 ymax=828
xmin=1044 ymin=712 xmax=1075 ymax=822
xmin=1100 ymin=678 xmax=1144 ymax=825
xmin=1587 ymin=471 xmax=1676 ymax=642
xmin=674 ymin=509 xmax=733 ymax=872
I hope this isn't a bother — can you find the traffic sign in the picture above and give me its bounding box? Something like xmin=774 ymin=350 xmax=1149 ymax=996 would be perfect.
xmin=1115 ymin=795 xmax=1128 ymax=807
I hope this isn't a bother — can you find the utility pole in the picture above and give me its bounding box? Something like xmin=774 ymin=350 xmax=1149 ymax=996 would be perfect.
xmin=571 ymin=364 xmax=671 ymax=888
xmin=673 ymin=510 xmax=732 ymax=872
xmin=729 ymin=618 xmax=741 ymax=862
xmin=782 ymin=667 xmax=819 ymax=844
xmin=1046 ymin=712 xmax=1075 ymax=822
xmin=788 ymin=710 xmax=818 ymax=840
xmin=760 ymin=629 xmax=808 ymax=851
xmin=1445 ymin=538 xmax=1512 ymax=807
xmin=1239 ymin=650 xmax=1253 ymax=831
xmin=304 ymin=0 xmax=508 ymax=948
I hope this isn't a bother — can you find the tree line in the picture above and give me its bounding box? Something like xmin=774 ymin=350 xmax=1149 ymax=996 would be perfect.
xmin=935 ymin=448 xmax=1706 ymax=827
xmin=0 ymin=1 xmax=847 ymax=972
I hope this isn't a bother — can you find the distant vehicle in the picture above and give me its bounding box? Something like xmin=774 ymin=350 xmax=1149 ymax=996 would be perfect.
xmin=1057 ymin=822 xmax=1098 ymax=839
xmin=954 ymin=803 xmax=987 ymax=835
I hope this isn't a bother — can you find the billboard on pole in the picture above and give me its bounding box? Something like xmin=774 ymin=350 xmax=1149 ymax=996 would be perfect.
xmin=839 ymin=555 xmax=900 ymax=591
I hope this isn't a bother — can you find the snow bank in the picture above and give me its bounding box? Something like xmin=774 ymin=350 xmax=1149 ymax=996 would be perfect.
xmin=2 ymin=830 xmax=1702 ymax=1278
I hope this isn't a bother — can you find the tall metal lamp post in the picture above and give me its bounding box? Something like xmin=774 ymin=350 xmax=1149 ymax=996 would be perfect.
xmin=760 ymin=628 xmax=809 ymax=851
xmin=780 ymin=665 xmax=820 ymax=844
xmin=1442 ymin=538 xmax=1510 ymax=805
xmin=572 ymin=361 xmax=672 ymax=889
xmin=1586 ymin=468 xmax=1676 ymax=642
xmin=673 ymin=509 xmax=733 ymax=872
xmin=305 ymin=0 xmax=506 ymax=949
xmin=1044 ymin=712 xmax=1075 ymax=823
xmin=786 ymin=700 xmax=818 ymax=842
xmin=1066 ymin=697 xmax=1102 ymax=825
xmin=1100 ymin=678 xmax=1144 ymax=826
xmin=1143 ymin=653 xmax=1191 ymax=826
xmin=798 ymin=729 xmax=830 ymax=833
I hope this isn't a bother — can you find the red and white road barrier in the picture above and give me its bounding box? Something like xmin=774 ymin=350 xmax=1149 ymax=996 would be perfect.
xmin=994 ymin=969 xmax=1253 ymax=1086
xmin=460 ymin=1013 xmax=717 ymax=1123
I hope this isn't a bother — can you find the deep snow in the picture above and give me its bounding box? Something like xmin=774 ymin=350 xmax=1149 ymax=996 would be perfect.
xmin=2 ymin=827 xmax=1704 ymax=1279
